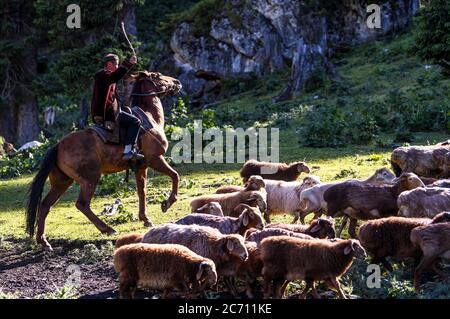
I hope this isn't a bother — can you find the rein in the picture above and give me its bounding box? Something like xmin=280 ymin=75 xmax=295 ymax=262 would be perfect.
xmin=130 ymin=77 xmax=166 ymax=97
xmin=130 ymin=92 xmax=163 ymax=97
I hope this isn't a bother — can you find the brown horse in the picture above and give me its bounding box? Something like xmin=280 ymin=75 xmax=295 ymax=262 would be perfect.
xmin=26 ymin=71 xmax=182 ymax=250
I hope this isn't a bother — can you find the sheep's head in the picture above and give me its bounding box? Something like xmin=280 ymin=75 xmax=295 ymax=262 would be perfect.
xmin=223 ymin=235 xmax=248 ymax=261
xmin=397 ymin=172 xmax=425 ymax=191
xmin=343 ymin=240 xmax=367 ymax=259
xmin=391 ymin=148 xmax=408 ymax=164
xmin=194 ymin=202 xmax=223 ymax=217
xmin=244 ymin=228 xmax=259 ymax=240
xmin=373 ymin=168 xmax=396 ymax=184
xmin=238 ymin=205 xmax=265 ymax=231
xmin=308 ymin=217 xmax=336 ymax=239
xmin=245 ymin=192 xmax=267 ymax=213
xmin=3 ymin=142 xmax=16 ymax=156
xmin=196 ymin=260 xmax=217 ymax=288
xmin=301 ymin=175 xmax=321 ymax=189
xmin=295 ymin=162 xmax=310 ymax=174
xmin=245 ymin=175 xmax=265 ymax=191
xmin=391 ymin=148 xmax=409 ymax=177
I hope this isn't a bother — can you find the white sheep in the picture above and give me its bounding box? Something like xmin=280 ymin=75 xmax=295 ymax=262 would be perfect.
xmin=264 ymin=175 xmax=321 ymax=223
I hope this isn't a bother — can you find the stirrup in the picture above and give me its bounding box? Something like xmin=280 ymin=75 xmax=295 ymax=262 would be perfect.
xmin=122 ymin=150 xmax=144 ymax=161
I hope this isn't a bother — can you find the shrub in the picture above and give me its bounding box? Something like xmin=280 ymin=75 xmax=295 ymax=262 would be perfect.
xmin=298 ymin=103 xmax=380 ymax=147
xmin=0 ymin=134 xmax=53 ymax=179
xmin=69 ymin=242 xmax=114 ymax=264
xmin=334 ymin=168 xmax=358 ymax=179
xmin=414 ymin=0 xmax=450 ymax=62
xmin=36 ymin=285 xmax=79 ymax=299
xmin=102 ymin=203 xmax=137 ymax=226
xmin=96 ymin=173 xmax=133 ymax=197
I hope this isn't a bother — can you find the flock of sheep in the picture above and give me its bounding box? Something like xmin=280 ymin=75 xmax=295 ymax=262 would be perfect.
xmin=113 ymin=140 xmax=450 ymax=299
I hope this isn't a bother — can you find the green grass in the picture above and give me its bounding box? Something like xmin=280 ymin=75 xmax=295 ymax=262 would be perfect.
xmin=0 ymin=131 xmax=447 ymax=242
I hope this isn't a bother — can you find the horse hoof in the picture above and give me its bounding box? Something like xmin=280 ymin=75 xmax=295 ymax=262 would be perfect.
xmin=41 ymin=243 xmax=54 ymax=252
xmin=161 ymin=200 xmax=169 ymax=213
xmin=143 ymin=221 xmax=153 ymax=228
xmin=103 ymin=228 xmax=117 ymax=235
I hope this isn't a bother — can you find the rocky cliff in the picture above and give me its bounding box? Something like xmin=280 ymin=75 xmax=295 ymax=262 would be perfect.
xmin=168 ymin=0 xmax=419 ymax=102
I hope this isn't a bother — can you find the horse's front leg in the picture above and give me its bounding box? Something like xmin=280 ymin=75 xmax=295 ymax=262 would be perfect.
xmin=135 ymin=167 xmax=152 ymax=227
xmin=148 ymin=155 xmax=179 ymax=212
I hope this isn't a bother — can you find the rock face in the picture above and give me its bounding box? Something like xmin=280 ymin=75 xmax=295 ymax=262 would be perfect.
xmin=169 ymin=0 xmax=419 ymax=101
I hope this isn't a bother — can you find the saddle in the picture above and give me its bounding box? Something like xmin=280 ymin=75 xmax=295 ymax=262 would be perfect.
xmin=90 ymin=107 xmax=154 ymax=145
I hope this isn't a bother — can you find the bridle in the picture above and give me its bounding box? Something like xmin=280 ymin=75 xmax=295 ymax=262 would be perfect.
xmin=130 ymin=77 xmax=167 ymax=97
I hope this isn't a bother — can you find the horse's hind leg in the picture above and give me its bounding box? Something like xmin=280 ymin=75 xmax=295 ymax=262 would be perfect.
xmin=36 ymin=167 xmax=73 ymax=250
xmin=76 ymin=178 xmax=115 ymax=235
xmin=148 ymin=155 xmax=179 ymax=212
xmin=135 ymin=167 xmax=152 ymax=227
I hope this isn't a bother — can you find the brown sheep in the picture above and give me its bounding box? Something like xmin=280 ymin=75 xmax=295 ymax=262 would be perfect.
xmin=190 ymin=190 xmax=267 ymax=217
xmin=230 ymin=230 xmax=313 ymax=299
xmin=298 ymin=167 xmax=396 ymax=225
xmin=391 ymin=140 xmax=450 ymax=178
xmin=114 ymin=243 xmax=217 ymax=299
xmin=115 ymin=233 xmax=144 ymax=249
xmin=141 ymin=224 xmax=248 ymax=277
xmin=216 ymin=175 xmax=266 ymax=194
xmin=261 ymin=237 xmax=367 ymax=299
xmin=266 ymin=217 xmax=336 ymax=239
xmin=175 ymin=205 xmax=264 ymax=236
xmin=358 ymin=217 xmax=430 ymax=271
xmin=240 ymin=159 xmax=310 ymax=182
xmin=193 ymin=201 xmax=224 ymax=216
xmin=397 ymin=187 xmax=450 ymax=218
xmin=324 ymin=173 xmax=425 ymax=238
xmin=359 ymin=213 xmax=450 ymax=272
xmin=235 ymin=241 xmax=262 ymax=298
xmin=245 ymin=228 xmax=313 ymax=245
xmin=222 ymin=241 xmax=263 ymax=298
xmin=410 ymin=223 xmax=450 ymax=291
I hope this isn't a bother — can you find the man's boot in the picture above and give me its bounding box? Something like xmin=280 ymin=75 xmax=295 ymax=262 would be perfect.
xmin=122 ymin=144 xmax=144 ymax=161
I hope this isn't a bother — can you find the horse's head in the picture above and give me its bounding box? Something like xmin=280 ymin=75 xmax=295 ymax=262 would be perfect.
xmin=131 ymin=71 xmax=182 ymax=97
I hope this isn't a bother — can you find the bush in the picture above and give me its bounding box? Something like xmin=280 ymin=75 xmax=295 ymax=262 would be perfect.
xmin=0 ymin=134 xmax=54 ymax=179
xmin=414 ymin=0 xmax=450 ymax=62
xmin=334 ymin=168 xmax=358 ymax=179
xmin=69 ymin=242 xmax=114 ymax=264
xmin=96 ymin=173 xmax=134 ymax=197
xmin=298 ymin=103 xmax=380 ymax=147
xmin=35 ymin=285 xmax=79 ymax=299
xmin=102 ymin=203 xmax=136 ymax=225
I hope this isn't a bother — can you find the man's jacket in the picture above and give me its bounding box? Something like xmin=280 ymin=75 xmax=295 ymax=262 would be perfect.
xmin=90 ymin=60 xmax=133 ymax=123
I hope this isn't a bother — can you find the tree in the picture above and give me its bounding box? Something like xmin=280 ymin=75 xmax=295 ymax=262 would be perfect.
xmin=33 ymin=0 xmax=147 ymax=129
xmin=0 ymin=0 xmax=40 ymax=145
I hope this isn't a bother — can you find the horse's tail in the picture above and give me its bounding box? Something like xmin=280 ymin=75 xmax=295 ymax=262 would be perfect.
xmin=391 ymin=160 xmax=402 ymax=177
xmin=26 ymin=145 xmax=58 ymax=237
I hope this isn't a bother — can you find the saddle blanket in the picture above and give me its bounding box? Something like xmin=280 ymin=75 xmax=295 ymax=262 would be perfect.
xmin=90 ymin=107 xmax=153 ymax=145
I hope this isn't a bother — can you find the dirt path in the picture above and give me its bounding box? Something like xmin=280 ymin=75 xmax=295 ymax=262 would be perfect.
xmin=0 ymin=239 xmax=118 ymax=298
xmin=0 ymin=239 xmax=239 ymax=299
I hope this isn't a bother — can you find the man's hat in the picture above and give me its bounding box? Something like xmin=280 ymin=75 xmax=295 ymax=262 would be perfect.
xmin=103 ymin=53 xmax=119 ymax=64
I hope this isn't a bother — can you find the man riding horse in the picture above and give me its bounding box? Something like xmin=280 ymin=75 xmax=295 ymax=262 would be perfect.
xmin=91 ymin=53 xmax=144 ymax=161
